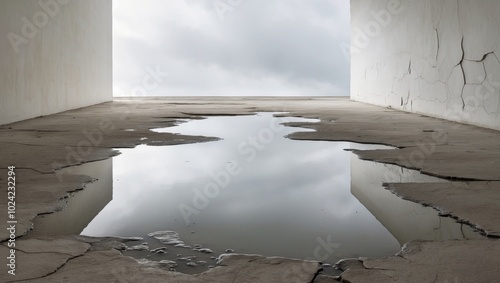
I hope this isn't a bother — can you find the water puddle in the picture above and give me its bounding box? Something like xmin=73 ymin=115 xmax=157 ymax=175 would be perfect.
xmin=29 ymin=113 xmax=482 ymax=275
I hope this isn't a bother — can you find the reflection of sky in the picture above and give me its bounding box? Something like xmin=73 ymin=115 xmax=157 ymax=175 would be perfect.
xmin=82 ymin=113 xmax=400 ymax=262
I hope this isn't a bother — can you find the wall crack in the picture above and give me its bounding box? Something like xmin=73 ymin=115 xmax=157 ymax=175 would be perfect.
xmin=434 ymin=28 xmax=440 ymax=66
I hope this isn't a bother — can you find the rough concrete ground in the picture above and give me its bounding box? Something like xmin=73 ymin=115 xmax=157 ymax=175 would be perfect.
xmin=1 ymin=97 xmax=499 ymax=282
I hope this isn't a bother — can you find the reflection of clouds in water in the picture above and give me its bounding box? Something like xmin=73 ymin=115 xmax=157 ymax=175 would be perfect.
xmin=153 ymin=113 xmax=317 ymax=137
xmin=83 ymin=114 xmax=400 ymax=260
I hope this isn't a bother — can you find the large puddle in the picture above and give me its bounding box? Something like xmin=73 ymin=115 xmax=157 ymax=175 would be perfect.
xmin=29 ymin=113 xmax=482 ymax=275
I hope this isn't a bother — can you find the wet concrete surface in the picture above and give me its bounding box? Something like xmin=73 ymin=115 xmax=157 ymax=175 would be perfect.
xmin=1 ymin=97 xmax=500 ymax=282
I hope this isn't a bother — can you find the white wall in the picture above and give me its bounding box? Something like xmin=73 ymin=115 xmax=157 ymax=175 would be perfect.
xmin=0 ymin=0 xmax=112 ymax=125
xmin=351 ymin=0 xmax=500 ymax=130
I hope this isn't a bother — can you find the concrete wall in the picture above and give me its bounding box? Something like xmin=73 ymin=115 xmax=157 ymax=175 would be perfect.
xmin=350 ymin=0 xmax=500 ymax=130
xmin=0 ymin=0 xmax=112 ymax=125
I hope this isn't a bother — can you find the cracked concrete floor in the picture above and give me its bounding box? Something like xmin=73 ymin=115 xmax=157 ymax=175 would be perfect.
xmin=1 ymin=97 xmax=500 ymax=282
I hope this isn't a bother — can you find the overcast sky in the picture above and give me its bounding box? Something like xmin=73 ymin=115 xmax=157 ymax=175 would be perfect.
xmin=113 ymin=0 xmax=351 ymax=97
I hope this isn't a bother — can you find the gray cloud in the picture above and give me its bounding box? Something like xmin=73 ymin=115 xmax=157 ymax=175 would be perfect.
xmin=114 ymin=0 xmax=351 ymax=97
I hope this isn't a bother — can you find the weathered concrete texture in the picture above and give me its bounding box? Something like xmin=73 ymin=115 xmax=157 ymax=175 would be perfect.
xmin=198 ymin=254 xmax=320 ymax=283
xmin=338 ymin=239 xmax=500 ymax=283
xmin=0 ymin=0 xmax=112 ymax=125
xmin=351 ymin=0 xmax=500 ymax=131
xmin=1 ymin=238 xmax=90 ymax=282
xmin=350 ymin=156 xmax=482 ymax=246
xmin=286 ymin=103 xmax=500 ymax=181
xmin=1 ymin=97 xmax=500 ymax=282
xmin=1 ymin=237 xmax=320 ymax=283
xmin=385 ymin=182 xmax=500 ymax=237
xmin=0 ymin=101 xmax=218 ymax=240
xmin=0 ymin=170 xmax=94 ymax=240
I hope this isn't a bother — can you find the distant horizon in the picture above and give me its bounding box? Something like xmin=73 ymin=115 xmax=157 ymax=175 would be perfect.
xmin=112 ymin=95 xmax=352 ymax=98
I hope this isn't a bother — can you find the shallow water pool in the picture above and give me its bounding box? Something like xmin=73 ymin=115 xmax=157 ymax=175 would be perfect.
xmin=30 ymin=113 xmax=481 ymax=275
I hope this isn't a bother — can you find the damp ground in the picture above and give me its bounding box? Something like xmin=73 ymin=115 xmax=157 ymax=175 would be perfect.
xmin=28 ymin=113 xmax=483 ymax=275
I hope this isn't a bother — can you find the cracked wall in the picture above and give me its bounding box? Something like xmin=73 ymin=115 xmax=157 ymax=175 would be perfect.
xmin=351 ymin=0 xmax=500 ymax=130
xmin=0 ymin=0 xmax=112 ymax=125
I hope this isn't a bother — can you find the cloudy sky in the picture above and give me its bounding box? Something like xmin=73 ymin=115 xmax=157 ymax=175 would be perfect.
xmin=113 ymin=0 xmax=351 ymax=97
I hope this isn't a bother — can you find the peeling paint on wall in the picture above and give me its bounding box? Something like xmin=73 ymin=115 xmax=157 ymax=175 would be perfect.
xmin=351 ymin=0 xmax=500 ymax=130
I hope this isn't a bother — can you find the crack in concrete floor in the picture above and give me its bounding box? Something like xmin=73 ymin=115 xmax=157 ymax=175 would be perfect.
xmin=1 ymin=97 xmax=500 ymax=282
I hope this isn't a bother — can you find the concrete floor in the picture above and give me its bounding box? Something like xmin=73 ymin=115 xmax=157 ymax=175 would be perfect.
xmin=1 ymin=97 xmax=499 ymax=282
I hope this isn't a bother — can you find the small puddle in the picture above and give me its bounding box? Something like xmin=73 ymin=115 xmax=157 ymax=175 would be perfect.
xmin=28 ymin=113 xmax=482 ymax=275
